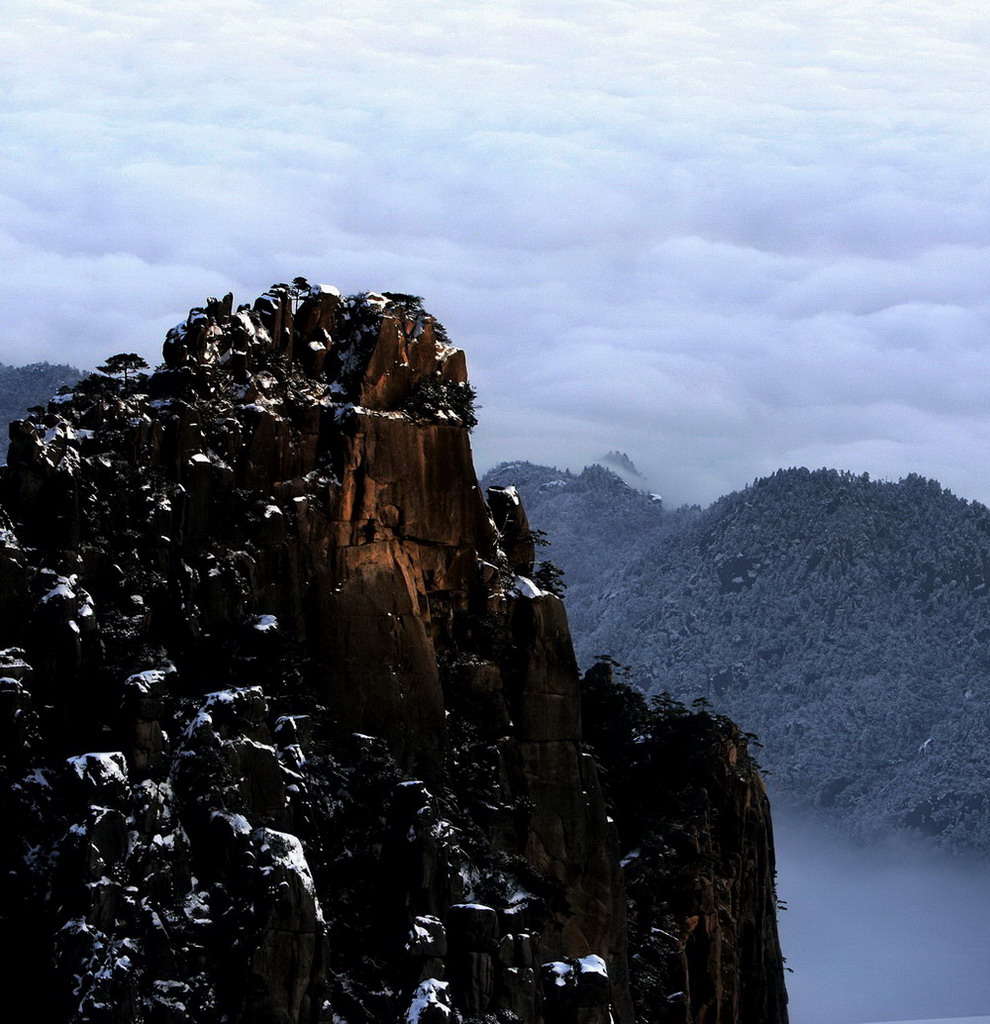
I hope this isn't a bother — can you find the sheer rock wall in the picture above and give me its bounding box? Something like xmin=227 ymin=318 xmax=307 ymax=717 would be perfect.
xmin=0 ymin=283 xmax=786 ymax=1024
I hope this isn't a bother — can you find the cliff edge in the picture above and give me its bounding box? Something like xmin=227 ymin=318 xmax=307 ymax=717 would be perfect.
xmin=0 ymin=282 xmax=787 ymax=1023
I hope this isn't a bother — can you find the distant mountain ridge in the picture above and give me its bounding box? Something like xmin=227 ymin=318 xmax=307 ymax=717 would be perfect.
xmin=0 ymin=361 xmax=82 ymax=459
xmin=482 ymin=461 xmax=672 ymax=645
xmin=483 ymin=460 xmax=990 ymax=852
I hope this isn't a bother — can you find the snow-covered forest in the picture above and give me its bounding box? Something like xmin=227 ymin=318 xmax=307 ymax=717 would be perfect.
xmin=484 ymin=460 xmax=990 ymax=852
xmin=0 ymin=362 xmax=81 ymax=460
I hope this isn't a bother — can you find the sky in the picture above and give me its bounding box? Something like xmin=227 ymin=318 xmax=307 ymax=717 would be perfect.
xmin=3 ymin=0 xmax=990 ymax=507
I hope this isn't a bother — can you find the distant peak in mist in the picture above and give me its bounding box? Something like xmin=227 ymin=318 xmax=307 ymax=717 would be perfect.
xmin=600 ymin=450 xmax=644 ymax=478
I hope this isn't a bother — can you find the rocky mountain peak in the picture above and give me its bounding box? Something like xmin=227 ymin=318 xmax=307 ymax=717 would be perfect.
xmin=0 ymin=283 xmax=787 ymax=1023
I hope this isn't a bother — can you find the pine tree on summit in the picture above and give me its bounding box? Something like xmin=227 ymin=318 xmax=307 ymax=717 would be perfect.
xmin=96 ymin=352 xmax=149 ymax=387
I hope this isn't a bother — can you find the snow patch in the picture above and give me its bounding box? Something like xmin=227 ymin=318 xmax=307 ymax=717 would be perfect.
xmin=511 ymin=575 xmax=548 ymax=599
xmin=212 ymin=811 xmax=252 ymax=835
xmin=40 ymin=580 xmax=76 ymax=604
xmin=545 ymin=961 xmax=573 ymax=987
xmin=124 ymin=668 xmax=172 ymax=694
xmin=256 ymin=829 xmax=320 ymax=903
xmin=66 ymin=751 xmax=128 ymax=787
xmin=579 ymin=954 xmax=608 ymax=977
xmin=405 ymin=978 xmax=451 ymax=1022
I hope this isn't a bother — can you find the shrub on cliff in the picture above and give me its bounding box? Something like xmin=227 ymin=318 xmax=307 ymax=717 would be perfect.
xmin=401 ymin=376 xmax=479 ymax=430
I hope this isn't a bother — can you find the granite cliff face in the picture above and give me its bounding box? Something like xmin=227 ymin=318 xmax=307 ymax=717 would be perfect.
xmin=0 ymin=283 xmax=787 ymax=1023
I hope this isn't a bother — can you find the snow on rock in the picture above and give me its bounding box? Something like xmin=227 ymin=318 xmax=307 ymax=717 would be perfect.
xmin=251 ymin=828 xmax=328 ymax=976
xmin=40 ymin=579 xmax=76 ymax=604
xmin=406 ymin=915 xmax=447 ymax=957
xmin=578 ymin=954 xmax=608 ymax=978
xmin=65 ymin=752 xmax=129 ymax=803
xmin=540 ymin=954 xmax=612 ymax=1015
xmin=0 ymin=648 xmax=31 ymax=681
xmin=511 ymin=576 xmax=548 ymax=600
xmin=212 ymin=810 xmax=252 ymax=835
xmin=150 ymin=979 xmax=192 ymax=1016
xmin=123 ymin=665 xmax=174 ymax=694
xmin=447 ymin=904 xmax=498 ymax=952
xmin=255 ymin=829 xmax=318 ymax=898
xmin=396 ymin=779 xmax=431 ymax=794
xmin=405 ymin=978 xmax=452 ymax=1023
xmin=544 ymin=961 xmax=573 ymax=988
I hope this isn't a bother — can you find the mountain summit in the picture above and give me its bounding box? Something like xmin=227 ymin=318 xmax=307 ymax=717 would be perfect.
xmin=0 ymin=284 xmax=787 ymax=1023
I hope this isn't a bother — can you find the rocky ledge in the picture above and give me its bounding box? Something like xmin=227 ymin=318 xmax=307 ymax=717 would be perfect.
xmin=0 ymin=281 xmax=787 ymax=1023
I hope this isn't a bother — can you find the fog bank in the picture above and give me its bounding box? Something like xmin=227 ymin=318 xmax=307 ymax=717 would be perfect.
xmin=6 ymin=1 xmax=990 ymax=508
xmin=774 ymin=805 xmax=990 ymax=1024
xmin=863 ymin=1018 xmax=990 ymax=1024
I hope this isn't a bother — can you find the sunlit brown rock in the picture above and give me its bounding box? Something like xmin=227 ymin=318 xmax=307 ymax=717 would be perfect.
xmin=0 ymin=283 xmax=787 ymax=1024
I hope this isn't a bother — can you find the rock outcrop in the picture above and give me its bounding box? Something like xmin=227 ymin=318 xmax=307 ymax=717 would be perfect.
xmin=581 ymin=662 xmax=788 ymax=1023
xmin=0 ymin=282 xmax=787 ymax=1023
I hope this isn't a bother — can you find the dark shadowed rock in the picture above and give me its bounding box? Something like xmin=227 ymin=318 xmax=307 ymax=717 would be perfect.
xmin=0 ymin=282 xmax=787 ymax=1024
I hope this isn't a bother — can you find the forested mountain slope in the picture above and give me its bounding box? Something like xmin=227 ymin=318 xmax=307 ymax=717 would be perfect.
xmin=481 ymin=462 xmax=679 ymax=644
xmin=0 ymin=362 xmax=83 ymax=424
xmin=0 ymin=362 xmax=82 ymax=459
xmin=484 ymin=462 xmax=990 ymax=851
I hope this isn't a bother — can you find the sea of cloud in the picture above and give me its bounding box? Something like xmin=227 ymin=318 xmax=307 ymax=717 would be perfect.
xmin=775 ymin=803 xmax=990 ymax=1024
xmin=3 ymin=0 xmax=990 ymax=505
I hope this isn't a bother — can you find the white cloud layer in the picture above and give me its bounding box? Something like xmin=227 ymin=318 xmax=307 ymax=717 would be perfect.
xmin=3 ymin=0 xmax=990 ymax=505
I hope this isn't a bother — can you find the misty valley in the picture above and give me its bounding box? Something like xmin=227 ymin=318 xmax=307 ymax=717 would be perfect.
xmin=775 ymin=806 xmax=990 ymax=1024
